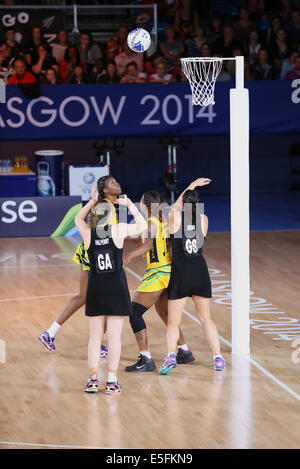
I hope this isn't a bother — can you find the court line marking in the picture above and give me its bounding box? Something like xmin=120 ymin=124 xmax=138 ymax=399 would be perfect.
xmin=0 ymin=264 xmax=74 ymax=269
xmin=0 ymin=441 xmax=110 ymax=449
xmin=0 ymin=290 xmax=136 ymax=303
xmin=126 ymin=267 xmax=300 ymax=402
xmin=0 ymin=293 xmax=75 ymax=302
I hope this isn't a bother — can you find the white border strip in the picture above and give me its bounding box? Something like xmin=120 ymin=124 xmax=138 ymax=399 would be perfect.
xmin=126 ymin=267 xmax=300 ymax=402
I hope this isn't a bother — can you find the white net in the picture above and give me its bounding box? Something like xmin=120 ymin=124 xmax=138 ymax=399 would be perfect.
xmin=181 ymin=57 xmax=223 ymax=106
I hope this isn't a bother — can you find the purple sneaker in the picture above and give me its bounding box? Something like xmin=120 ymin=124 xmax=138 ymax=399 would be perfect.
xmin=100 ymin=344 xmax=108 ymax=359
xmin=37 ymin=331 xmax=55 ymax=351
xmin=214 ymin=356 xmax=226 ymax=371
xmin=158 ymin=353 xmax=177 ymax=375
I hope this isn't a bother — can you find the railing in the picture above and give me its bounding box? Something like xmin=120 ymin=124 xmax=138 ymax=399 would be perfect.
xmin=0 ymin=4 xmax=158 ymax=45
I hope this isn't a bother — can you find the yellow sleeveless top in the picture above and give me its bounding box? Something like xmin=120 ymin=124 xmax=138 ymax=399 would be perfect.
xmin=143 ymin=216 xmax=171 ymax=269
xmin=106 ymin=199 xmax=118 ymax=225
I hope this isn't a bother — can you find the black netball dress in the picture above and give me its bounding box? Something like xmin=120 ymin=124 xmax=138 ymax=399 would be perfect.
xmin=168 ymin=211 xmax=212 ymax=300
xmin=85 ymin=225 xmax=132 ymax=317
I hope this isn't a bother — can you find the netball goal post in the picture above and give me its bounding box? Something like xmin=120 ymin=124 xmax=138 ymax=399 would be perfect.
xmin=181 ymin=56 xmax=250 ymax=356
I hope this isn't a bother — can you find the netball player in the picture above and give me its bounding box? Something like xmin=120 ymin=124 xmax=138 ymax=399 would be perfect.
xmin=124 ymin=191 xmax=194 ymax=372
xmin=37 ymin=175 xmax=120 ymax=357
xmin=159 ymin=178 xmax=225 ymax=375
xmin=75 ymin=188 xmax=147 ymax=394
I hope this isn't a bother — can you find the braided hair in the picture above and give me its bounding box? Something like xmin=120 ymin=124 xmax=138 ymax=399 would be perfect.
xmin=87 ymin=175 xmax=113 ymax=228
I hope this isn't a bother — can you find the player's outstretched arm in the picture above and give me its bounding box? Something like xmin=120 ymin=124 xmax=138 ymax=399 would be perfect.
xmin=74 ymin=185 xmax=98 ymax=248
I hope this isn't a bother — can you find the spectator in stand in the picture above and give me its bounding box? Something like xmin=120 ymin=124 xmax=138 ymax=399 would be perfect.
xmin=0 ymin=42 xmax=14 ymax=71
xmin=88 ymin=58 xmax=106 ymax=83
xmin=31 ymin=43 xmax=59 ymax=83
xmin=106 ymin=26 xmax=128 ymax=61
xmin=174 ymin=0 xmax=193 ymax=33
xmin=79 ymin=32 xmax=102 ymax=75
xmin=266 ymin=17 xmax=282 ymax=45
xmin=59 ymin=45 xmax=87 ymax=83
xmin=251 ymin=48 xmax=275 ymax=80
xmin=200 ymin=42 xmax=212 ymax=57
xmin=120 ymin=61 xmax=147 ymax=83
xmin=269 ymin=28 xmax=292 ymax=73
xmin=42 ymin=67 xmax=60 ymax=85
xmin=185 ymin=25 xmax=207 ymax=57
xmin=279 ymin=0 xmax=293 ymax=23
xmin=160 ymin=24 xmax=184 ymax=71
xmin=149 ymin=58 xmax=176 ymax=84
xmin=144 ymin=52 xmax=164 ymax=78
xmin=281 ymin=49 xmax=299 ymax=78
xmin=8 ymin=58 xmax=36 ymax=84
xmin=97 ymin=61 xmax=120 ymax=84
xmin=24 ymin=26 xmax=43 ymax=66
xmin=284 ymin=53 xmax=300 ymax=78
xmin=247 ymin=30 xmax=262 ymax=65
xmin=286 ymin=10 xmax=300 ymax=45
xmin=5 ymin=28 xmax=22 ymax=58
xmin=249 ymin=0 xmax=265 ymax=20
xmin=51 ymin=30 xmax=69 ymax=64
xmin=178 ymin=21 xmax=194 ymax=43
xmin=115 ymin=42 xmax=144 ymax=76
xmin=207 ymin=17 xmax=223 ymax=47
xmin=233 ymin=7 xmax=257 ymax=47
xmin=214 ymin=25 xmax=243 ymax=57
xmin=69 ymin=64 xmax=88 ymax=84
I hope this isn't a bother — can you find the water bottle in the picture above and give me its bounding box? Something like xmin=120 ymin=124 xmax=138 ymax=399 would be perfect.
xmin=7 ymin=159 xmax=12 ymax=173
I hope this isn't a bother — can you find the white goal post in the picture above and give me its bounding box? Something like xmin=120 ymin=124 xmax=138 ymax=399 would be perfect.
xmin=181 ymin=56 xmax=250 ymax=356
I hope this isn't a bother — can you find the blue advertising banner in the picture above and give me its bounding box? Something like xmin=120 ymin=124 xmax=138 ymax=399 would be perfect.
xmin=0 ymin=81 xmax=299 ymax=140
xmin=0 ymin=196 xmax=81 ymax=237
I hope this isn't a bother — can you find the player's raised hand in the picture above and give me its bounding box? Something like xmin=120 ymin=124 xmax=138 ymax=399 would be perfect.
xmin=189 ymin=178 xmax=212 ymax=189
xmin=90 ymin=185 xmax=98 ymax=203
xmin=115 ymin=194 xmax=132 ymax=206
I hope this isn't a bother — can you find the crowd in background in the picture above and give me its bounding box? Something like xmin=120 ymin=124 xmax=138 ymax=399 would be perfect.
xmin=1 ymin=0 xmax=300 ymax=85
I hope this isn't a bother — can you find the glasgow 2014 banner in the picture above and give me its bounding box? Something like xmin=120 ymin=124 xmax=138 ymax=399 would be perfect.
xmin=0 ymin=81 xmax=300 ymax=140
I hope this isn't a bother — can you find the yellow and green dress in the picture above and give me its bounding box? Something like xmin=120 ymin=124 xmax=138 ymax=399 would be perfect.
xmin=137 ymin=216 xmax=172 ymax=292
xmin=72 ymin=199 xmax=118 ymax=271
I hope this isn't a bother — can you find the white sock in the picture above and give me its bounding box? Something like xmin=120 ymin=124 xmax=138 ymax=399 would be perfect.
xmin=47 ymin=321 xmax=61 ymax=338
xmin=140 ymin=350 xmax=151 ymax=359
xmin=107 ymin=372 xmax=117 ymax=383
xmin=167 ymin=352 xmax=175 ymax=358
xmin=178 ymin=344 xmax=189 ymax=351
xmin=214 ymin=354 xmax=223 ymax=360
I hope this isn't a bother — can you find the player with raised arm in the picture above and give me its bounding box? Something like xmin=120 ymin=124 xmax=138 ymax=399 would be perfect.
xmin=159 ymin=178 xmax=226 ymax=375
xmin=75 ymin=188 xmax=147 ymax=394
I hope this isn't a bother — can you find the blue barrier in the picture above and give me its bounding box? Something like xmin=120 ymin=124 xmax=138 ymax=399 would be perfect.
xmin=1 ymin=81 xmax=299 ymax=140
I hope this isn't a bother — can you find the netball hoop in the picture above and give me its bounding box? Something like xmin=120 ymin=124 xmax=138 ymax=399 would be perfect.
xmin=181 ymin=56 xmax=250 ymax=356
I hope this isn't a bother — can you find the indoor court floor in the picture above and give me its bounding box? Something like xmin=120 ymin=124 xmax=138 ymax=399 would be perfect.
xmin=0 ymin=231 xmax=300 ymax=449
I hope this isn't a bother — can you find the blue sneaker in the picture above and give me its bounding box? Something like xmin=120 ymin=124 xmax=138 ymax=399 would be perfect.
xmin=158 ymin=353 xmax=177 ymax=375
xmin=214 ymin=356 xmax=226 ymax=371
xmin=100 ymin=344 xmax=108 ymax=359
